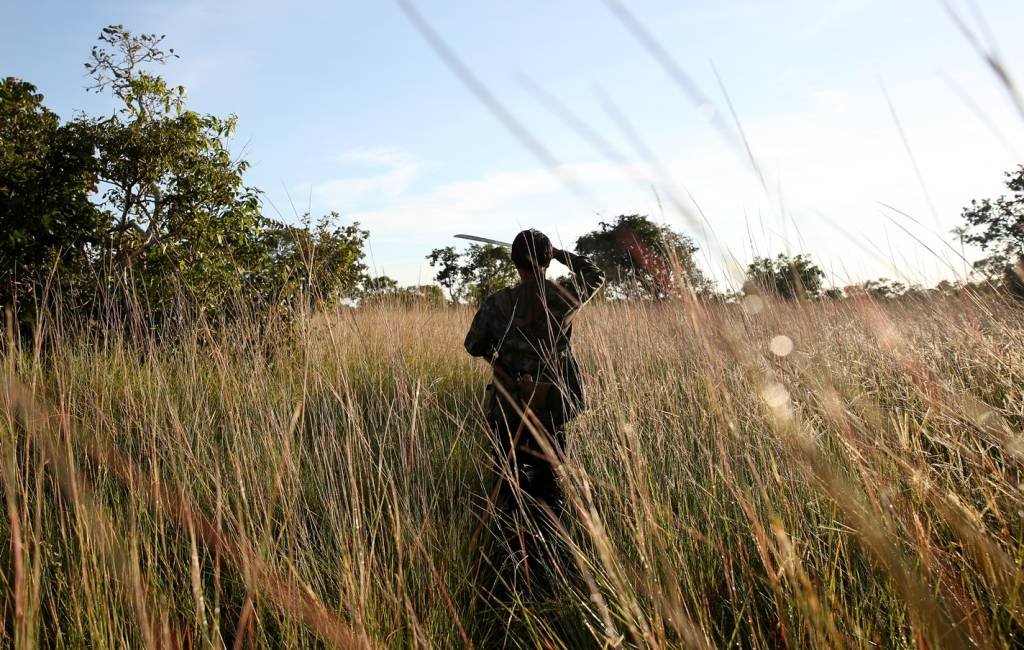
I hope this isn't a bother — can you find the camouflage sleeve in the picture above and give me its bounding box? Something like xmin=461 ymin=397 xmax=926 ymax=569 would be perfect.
xmin=554 ymin=249 xmax=605 ymax=310
xmin=464 ymin=296 xmax=496 ymax=358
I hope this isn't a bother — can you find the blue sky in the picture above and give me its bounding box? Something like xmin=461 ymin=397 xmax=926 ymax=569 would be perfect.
xmin=4 ymin=0 xmax=1024 ymax=289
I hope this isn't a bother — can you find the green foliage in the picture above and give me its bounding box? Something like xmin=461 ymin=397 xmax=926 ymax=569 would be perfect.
xmin=361 ymin=275 xmax=399 ymax=300
xmin=259 ymin=213 xmax=369 ymax=306
xmin=0 ymin=78 xmax=103 ymax=313
xmin=81 ymin=26 xmax=271 ymax=315
xmin=463 ymin=244 xmax=517 ymax=303
xmin=958 ymin=165 xmax=1024 ymax=296
xmin=360 ymin=277 xmax=446 ymax=307
xmin=846 ymin=278 xmax=908 ymax=300
xmin=744 ymin=253 xmax=825 ymax=300
xmin=427 ymin=244 xmax=516 ymax=304
xmin=575 ymin=214 xmax=711 ymax=300
xmin=403 ymin=284 xmax=446 ymax=306
xmin=0 ymin=26 xmax=370 ymax=327
xmin=84 ymin=25 xmax=185 ymax=120
xmin=426 ymin=246 xmax=463 ymax=301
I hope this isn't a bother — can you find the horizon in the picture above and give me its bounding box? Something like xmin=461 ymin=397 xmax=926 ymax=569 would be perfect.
xmin=4 ymin=0 xmax=1023 ymax=291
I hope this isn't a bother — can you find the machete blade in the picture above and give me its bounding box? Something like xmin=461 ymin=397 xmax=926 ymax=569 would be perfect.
xmin=454 ymin=234 xmax=513 ymax=247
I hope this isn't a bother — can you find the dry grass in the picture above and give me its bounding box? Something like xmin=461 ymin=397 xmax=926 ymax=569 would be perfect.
xmin=2 ymin=292 xmax=1023 ymax=648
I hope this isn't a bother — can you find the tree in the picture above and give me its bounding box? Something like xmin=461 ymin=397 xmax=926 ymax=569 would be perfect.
xmin=462 ymin=244 xmax=517 ymax=304
xmin=426 ymin=246 xmax=463 ymax=301
xmin=744 ymin=253 xmax=825 ymax=300
xmin=426 ymin=243 xmax=516 ymax=304
xmin=361 ymin=275 xmax=399 ymax=301
xmin=933 ymin=280 xmax=961 ymax=296
xmin=3 ymin=26 xmax=371 ymax=330
xmin=82 ymin=25 xmax=268 ymax=313
xmin=360 ymin=279 xmax=446 ymax=307
xmin=575 ymin=214 xmax=711 ymax=300
xmin=260 ymin=213 xmax=368 ymax=306
xmin=0 ymin=78 xmax=102 ymax=316
xmin=400 ymin=284 xmax=446 ymax=307
xmin=958 ymin=165 xmax=1024 ymax=297
xmin=845 ymin=278 xmax=907 ymax=300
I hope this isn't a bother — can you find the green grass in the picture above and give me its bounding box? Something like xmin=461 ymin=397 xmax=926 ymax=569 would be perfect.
xmin=2 ymin=293 xmax=1023 ymax=648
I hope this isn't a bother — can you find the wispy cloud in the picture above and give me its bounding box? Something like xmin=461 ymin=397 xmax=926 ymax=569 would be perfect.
xmin=348 ymin=160 xmax=662 ymax=238
xmin=311 ymin=147 xmax=420 ymax=208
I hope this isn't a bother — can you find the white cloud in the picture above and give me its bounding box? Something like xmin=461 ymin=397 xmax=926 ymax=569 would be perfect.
xmin=310 ymin=147 xmax=420 ymax=208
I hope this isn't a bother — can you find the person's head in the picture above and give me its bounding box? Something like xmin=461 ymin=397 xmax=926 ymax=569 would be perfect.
xmin=511 ymin=229 xmax=553 ymax=279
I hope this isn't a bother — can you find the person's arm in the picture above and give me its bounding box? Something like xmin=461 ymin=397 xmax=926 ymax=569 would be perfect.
xmin=465 ymin=300 xmax=528 ymax=396
xmin=553 ymin=248 xmax=605 ymax=309
xmin=464 ymin=298 xmax=496 ymax=358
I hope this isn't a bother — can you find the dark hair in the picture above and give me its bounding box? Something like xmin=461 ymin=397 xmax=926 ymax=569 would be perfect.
xmin=511 ymin=229 xmax=553 ymax=270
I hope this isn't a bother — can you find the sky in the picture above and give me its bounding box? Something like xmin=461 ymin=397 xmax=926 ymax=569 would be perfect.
xmin=4 ymin=0 xmax=1024 ymax=290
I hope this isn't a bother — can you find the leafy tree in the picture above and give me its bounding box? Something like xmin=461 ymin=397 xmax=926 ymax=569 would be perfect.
xmin=361 ymin=279 xmax=446 ymax=307
xmin=359 ymin=274 xmax=402 ymax=305
xmin=462 ymin=244 xmax=516 ymax=304
xmin=744 ymin=253 xmax=825 ymax=300
xmin=958 ymin=165 xmax=1024 ymax=297
xmin=357 ymin=268 xmax=449 ymax=308
xmin=575 ymin=214 xmax=711 ymax=300
xmin=933 ymin=280 xmax=961 ymax=296
xmin=846 ymin=278 xmax=907 ymax=300
xmin=426 ymin=246 xmax=463 ymax=301
xmin=959 ymin=165 xmax=1024 ymax=271
xmin=69 ymin=25 xmax=370 ymax=316
xmin=2 ymin=26 xmax=370 ymax=329
xmin=0 ymin=78 xmax=102 ymax=315
xmin=426 ymin=243 xmax=516 ymax=304
xmin=400 ymin=284 xmax=446 ymax=307
xmin=82 ymin=25 xmax=268 ymax=313
xmin=361 ymin=275 xmax=399 ymax=301
xmin=260 ymin=213 xmax=368 ymax=306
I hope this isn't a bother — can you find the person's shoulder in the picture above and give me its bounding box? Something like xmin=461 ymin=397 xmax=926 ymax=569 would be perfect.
xmin=481 ymin=286 xmax=514 ymax=313
xmin=489 ymin=285 xmax=515 ymax=300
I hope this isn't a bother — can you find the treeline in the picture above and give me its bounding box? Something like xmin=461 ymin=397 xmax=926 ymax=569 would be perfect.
xmin=2 ymin=26 xmax=375 ymax=335
xmin=3 ymin=26 xmax=1022 ymax=336
xmin=424 ymin=203 xmax=1024 ymax=305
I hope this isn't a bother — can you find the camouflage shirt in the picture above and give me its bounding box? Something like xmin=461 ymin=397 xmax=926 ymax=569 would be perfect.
xmin=464 ymin=250 xmax=605 ymax=416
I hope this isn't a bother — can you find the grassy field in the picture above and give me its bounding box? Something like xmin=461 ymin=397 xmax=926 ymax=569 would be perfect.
xmin=2 ymin=292 xmax=1023 ymax=648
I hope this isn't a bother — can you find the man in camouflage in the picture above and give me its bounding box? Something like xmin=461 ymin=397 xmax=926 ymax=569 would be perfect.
xmin=464 ymin=229 xmax=605 ymax=527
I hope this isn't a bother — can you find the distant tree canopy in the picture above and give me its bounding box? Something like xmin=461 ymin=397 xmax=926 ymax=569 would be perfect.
xmin=958 ymin=165 xmax=1024 ymax=298
xmin=398 ymin=284 xmax=446 ymax=307
xmin=744 ymin=253 xmax=825 ymax=300
xmin=427 ymin=244 xmax=517 ymax=304
xmin=361 ymin=275 xmax=399 ymax=298
xmin=575 ymin=214 xmax=712 ymax=300
xmin=0 ymin=25 xmax=369 ymax=330
xmin=360 ymin=276 xmax=445 ymax=307
xmin=843 ymin=278 xmax=908 ymax=300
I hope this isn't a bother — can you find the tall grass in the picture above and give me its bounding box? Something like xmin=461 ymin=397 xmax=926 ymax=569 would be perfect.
xmin=2 ymin=291 xmax=1022 ymax=647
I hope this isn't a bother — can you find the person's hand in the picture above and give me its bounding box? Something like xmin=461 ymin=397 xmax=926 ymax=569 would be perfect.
xmin=552 ymin=247 xmax=568 ymax=264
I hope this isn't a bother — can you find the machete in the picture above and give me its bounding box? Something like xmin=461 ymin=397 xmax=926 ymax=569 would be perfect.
xmin=454 ymin=234 xmax=512 ymax=247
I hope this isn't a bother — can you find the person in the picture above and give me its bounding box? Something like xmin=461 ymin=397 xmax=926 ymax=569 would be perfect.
xmin=464 ymin=229 xmax=605 ymax=566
